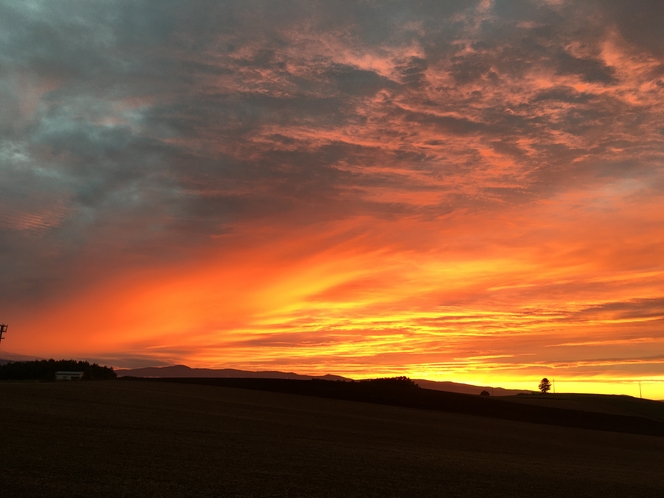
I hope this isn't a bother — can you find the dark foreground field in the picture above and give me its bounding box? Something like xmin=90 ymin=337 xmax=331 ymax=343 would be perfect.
xmin=147 ymin=377 xmax=664 ymax=437
xmin=1 ymin=380 xmax=663 ymax=497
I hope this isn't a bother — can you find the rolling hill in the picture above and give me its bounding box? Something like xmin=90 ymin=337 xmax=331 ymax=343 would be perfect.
xmin=1 ymin=380 xmax=663 ymax=497
xmin=115 ymin=364 xmax=531 ymax=395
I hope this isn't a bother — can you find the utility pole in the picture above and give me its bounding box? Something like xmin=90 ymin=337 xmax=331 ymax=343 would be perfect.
xmin=553 ymin=378 xmax=556 ymax=394
xmin=639 ymin=382 xmax=642 ymax=399
xmin=0 ymin=324 xmax=7 ymax=344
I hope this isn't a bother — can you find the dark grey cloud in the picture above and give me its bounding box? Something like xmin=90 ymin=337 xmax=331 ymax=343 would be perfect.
xmin=575 ymin=299 xmax=664 ymax=321
xmin=397 ymin=57 xmax=428 ymax=87
xmin=327 ymin=64 xmax=397 ymax=96
xmin=532 ymin=86 xmax=594 ymax=103
xmin=554 ymin=50 xmax=617 ymax=84
xmin=1 ymin=0 xmax=663 ymax=307
xmin=598 ymin=0 xmax=664 ymax=57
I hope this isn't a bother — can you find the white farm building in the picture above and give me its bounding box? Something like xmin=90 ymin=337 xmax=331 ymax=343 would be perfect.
xmin=55 ymin=371 xmax=84 ymax=381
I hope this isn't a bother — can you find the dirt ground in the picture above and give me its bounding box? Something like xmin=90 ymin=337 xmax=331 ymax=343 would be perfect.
xmin=1 ymin=380 xmax=663 ymax=497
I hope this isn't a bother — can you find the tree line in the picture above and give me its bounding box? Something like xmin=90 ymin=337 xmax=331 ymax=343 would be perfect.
xmin=0 ymin=359 xmax=117 ymax=381
xmin=359 ymin=376 xmax=419 ymax=388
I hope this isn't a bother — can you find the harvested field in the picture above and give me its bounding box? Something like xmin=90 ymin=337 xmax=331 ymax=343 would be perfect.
xmin=502 ymin=392 xmax=664 ymax=421
xmin=147 ymin=377 xmax=664 ymax=437
xmin=1 ymin=380 xmax=663 ymax=497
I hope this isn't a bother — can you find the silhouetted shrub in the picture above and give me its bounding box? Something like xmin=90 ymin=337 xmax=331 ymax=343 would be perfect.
xmin=361 ymin=376 xmax=419 ymax=388
xmin=480 ymin=390 xmax=490 ymax=396
xmin=359 ymin=376 xmax=420 ymax=389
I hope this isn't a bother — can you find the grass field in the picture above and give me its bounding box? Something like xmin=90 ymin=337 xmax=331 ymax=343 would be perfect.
xmin=503 ymin=392 xmax=664 ymax=421
xmin=1 ymin=380 xmax=663 ymax=497
xmin=145 ymin=377 xmax=664 ymax=437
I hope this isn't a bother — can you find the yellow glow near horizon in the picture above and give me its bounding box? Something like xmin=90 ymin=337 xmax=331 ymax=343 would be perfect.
xmin=7 ymin=203 xmax=664 ymax=402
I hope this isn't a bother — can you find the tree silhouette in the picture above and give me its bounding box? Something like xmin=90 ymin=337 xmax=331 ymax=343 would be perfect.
xmin=0 ymin=359 xmax=116 ymax=380
xmin=480 ymin=390 xmax=490 ymax=396
xmin=538 ymin=378 xmax=552 ymax=394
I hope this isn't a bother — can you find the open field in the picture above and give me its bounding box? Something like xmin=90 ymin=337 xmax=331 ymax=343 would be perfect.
xmin=1 ymin=380 xmax=663 ymax=497
xmin=502 ymin=393 xmax=664 ymax=421
xmin=147 ymin=377 xmax=664 ymax=437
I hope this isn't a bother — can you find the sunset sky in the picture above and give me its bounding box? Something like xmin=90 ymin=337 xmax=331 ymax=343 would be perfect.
xmin=2 ymin=0 xmax=664 ymax=398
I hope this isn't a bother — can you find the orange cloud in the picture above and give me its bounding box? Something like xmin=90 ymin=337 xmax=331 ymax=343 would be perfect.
xmin=3 ymin=0 xmax=664 ymax=399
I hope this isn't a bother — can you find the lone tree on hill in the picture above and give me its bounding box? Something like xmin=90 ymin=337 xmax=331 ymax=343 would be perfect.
xmin=539 ymin=378 xmax=552 ymax=394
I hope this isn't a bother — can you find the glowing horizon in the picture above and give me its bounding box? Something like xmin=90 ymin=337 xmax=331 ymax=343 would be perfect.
xmin=2 ymin=1 xmax=664 ymax=399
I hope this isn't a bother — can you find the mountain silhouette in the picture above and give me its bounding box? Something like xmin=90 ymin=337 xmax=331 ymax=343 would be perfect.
xmin=116 ymin=364 xmax=349 ymax=381
xmin=116 ymin=365 xmax=530 ymax=395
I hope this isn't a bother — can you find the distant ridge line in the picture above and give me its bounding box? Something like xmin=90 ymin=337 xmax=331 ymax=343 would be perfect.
xmin=115 ymin=365 xmax=530 ymax=396
xmin=115 ymin=364 xmax=349 ymax=382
